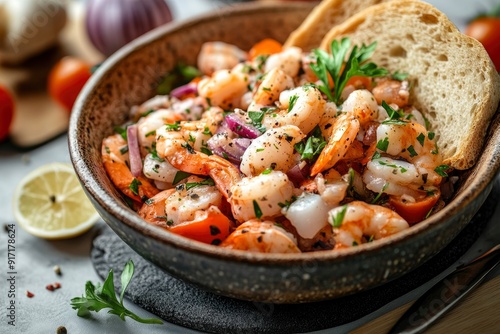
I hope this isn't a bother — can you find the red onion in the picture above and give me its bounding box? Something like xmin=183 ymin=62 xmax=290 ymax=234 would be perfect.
xmin=127 ymin=124 xmax=143 ymax=177
xmin=170 ymin=82 xmax=197 ymax=99
xmin=207 ymin=134 xmax=251 ymax=164
xmin=287 ymin=163 xmax=311 ymax=187
xmin=224 ymin=113 xmax=261 ymax=139
xmin=85 ymin=0 xmax=173 ymax=56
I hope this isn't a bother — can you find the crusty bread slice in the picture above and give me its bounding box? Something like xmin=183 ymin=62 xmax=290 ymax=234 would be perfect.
xmin=319 ymin=0 xmax=500 ymax=170
xmin=283 ymin=0 xmax=393 ymax=51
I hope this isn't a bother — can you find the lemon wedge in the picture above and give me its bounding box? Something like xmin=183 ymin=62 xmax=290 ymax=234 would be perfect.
xmin=13 ymin=162 xmax=99 ymax=239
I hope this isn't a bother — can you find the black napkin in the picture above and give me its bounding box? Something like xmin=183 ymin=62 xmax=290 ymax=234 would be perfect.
xmin=91 ymin=182 xmax=499 ymax=334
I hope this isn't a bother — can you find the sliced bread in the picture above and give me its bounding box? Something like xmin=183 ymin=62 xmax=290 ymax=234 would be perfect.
xmin=283 ymin=0 xmax=393 ymax=51
xmin=319 ymin=0 xmax=500 ymax=170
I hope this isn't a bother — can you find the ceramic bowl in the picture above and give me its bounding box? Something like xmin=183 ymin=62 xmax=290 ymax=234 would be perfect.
xmin=69 ymin=1 xmax=500 ymax=303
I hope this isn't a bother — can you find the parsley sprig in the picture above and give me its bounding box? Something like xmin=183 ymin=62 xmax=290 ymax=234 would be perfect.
xmin=71 ymin=260 xmax=163 ymax=324
xmin=310 ymin=37 xmax=388 ymax=105
xmin=294 ymin=125 xmax=326 ymax=162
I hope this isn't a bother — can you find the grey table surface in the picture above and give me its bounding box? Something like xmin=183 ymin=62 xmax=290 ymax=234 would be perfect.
xmin=1 ymin=0 xmax=500 ymax=333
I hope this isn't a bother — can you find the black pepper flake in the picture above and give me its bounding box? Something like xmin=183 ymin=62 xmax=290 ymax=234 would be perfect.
xmin=422 ymin=173 xmax=428 ymax=183
xmin=257 ymin=235 xmax=263 ymax=243
xmin=209 ymin=225 xmax=221 ymax=236
xmin=56 ymin=326 xmax=67 ymax=334
xmin=211 ymin=239 xmax=222 ymax=246
xmin=241 ymin=229 xmax=249 ymax=234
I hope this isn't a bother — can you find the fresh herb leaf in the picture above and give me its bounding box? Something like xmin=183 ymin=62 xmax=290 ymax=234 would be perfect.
xmin=428 ymin=132 xmax=435 ymax=140
xmin=172 ymin=171 xmax=191 ymax=185
xmin=253 ymin=200 xmax=263 ymax=219
xmin=372 ymin=151 xmax=382 ymax=160
xmin=310 ymin=37 xmax=388 ymax=105
xmin=288 ymin=94 xmax=299 ymax=113
xmin=278 ymin=196 xmax=297 ymax=209
xmin=372 ymin=182 xmax=389 ymax=204
xmin=129 ymin=178 xmax=142 ymax=196
xmin=331 ymin=204 xmax=348 ymax=228
xmin=248 ymin=111 xmax=267 ymax=133
xmin=114 ymin=126 xmax=128 ymax=140
xmin=70 ymin=260 xmax=163 ymax=324
xmin=119 ymin=146 xmax=129 ymax=155
xmin=434 ymin=164 xmax=450 ymax=177
xmin=165 ymin=123 xmax=181 ymax=131
xmin=294 ymin=126 xmax=326 ymax=161
xmin=376 ymin=137 xmax=389 ymax=152
xmin=416 ymin=133 xmax=425 ymax=146
xmin=185 ymin=178 xmax=215 ymax=190
xmin=407 ymin=145 xmax=418 ymax=157
xmin=157 ymin=63 xmax=201 ymax=95
xmin=392 ymin=71 xmax=409 ymax=81
xmin=146 ymin=142 xmax=164 ymax=162
xmin=381 ymin=101 xmax=405 ymax=122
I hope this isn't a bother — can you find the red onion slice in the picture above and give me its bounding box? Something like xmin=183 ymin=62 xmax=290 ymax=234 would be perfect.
xmin=127 ymin=124 xmax=143 ymax=177
xmin=170 ymin=82 xmax=198 ymax=99
xmin=287 ymin=162 xmax=311 ymax=187
xmin=207 ymin=134 xmax=252 ymax=164
xmin=225 ymin=113 xmax=261 ymax=139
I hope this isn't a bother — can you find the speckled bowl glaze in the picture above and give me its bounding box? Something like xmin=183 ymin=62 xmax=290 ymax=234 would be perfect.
xmin=69 ymin=2 xmax=500 ymax=303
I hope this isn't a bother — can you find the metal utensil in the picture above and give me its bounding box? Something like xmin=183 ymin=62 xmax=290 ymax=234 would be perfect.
xmin=388 ymin=243 xmax=500 ymax=334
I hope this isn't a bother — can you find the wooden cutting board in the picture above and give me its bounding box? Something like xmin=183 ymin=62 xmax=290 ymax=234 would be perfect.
xmin=0 ymin=3 xmax=102 ymax=147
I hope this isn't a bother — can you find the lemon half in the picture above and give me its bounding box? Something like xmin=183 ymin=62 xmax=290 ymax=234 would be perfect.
xmin=13 ymin=162 xmax=99 ymax=239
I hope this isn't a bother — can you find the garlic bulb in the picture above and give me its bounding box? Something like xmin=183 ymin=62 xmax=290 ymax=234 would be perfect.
xmin=0 ymin=0 xmax=67 ymax=64
xmin=85 ymin=0 xmax=173 ymax=57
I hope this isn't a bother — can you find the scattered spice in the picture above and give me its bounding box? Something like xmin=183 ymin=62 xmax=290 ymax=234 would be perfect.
xmin=46 ymin=282 xmax=62 ymax=291
xmin=26 ymin=290 xmax=35 ymax=298
xmin=56 ymin=326 xmax=67 ymax=334
xmin=53 ymin=265 xmax=62 ymax=276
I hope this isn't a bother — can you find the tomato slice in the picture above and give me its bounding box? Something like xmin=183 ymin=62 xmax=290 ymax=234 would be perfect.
xmin=169 ymin=207 xmax=232 ymax=245
xmin=248 ymin=38 xmax=283 ymax=60
xmin=389 ymin=190 xmax=441 ymax=225
xmin=48 ymin=57 xmax=92 ymax=113
xmin=0 ymin=85 xmax=15 ymax=142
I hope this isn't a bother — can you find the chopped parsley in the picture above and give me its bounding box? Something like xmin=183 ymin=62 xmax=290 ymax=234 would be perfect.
xmin=434 ymin=164 xmax=451 ymax=177
xmin=248 ymin=110 xmax=268 ymax=133
xmin=381 ymin=101 xmax=406 ymax=124
xmin=119 ymin=145 xmax=129 ymax=155
xmin=428 ymin=132 xmax=435 ymax=140
xmin=172 ymin=171 xmax=191 ymax=185
xmin=288 ymin=94 xmax=299 ymax=113
xmin=253 ymin=200 xmax=263 ymax=219
xmin=392 ymin=71 xmax=409 ymax=81
xmin=157 ymin=63 xmax=201 ymax=95
xmin=371 ymin=182 xmax=389 ymax=204
xmin=129 ymin=178 xmax=142 ymax=196
xmin=416 ymin=133 xmax=425 ymax=146
xmin=331 ymin=204 xmax=348 ymax=228
xmin=376 ymin=137 xmax=389 ymax=152
xmin=407 ymin=145 xmax=418 ymax=158
xmin=185 ymin=178 xmax=215 ymax=190
xmin=294 ymin=125 xmax=326 ymax=161
xmin=114 ymin=126 xmax=128 ymax=140
xmin=165 ymin=123 xmax=181 ymax=131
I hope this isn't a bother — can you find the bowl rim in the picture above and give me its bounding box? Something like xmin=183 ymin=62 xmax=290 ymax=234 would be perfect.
xmin=69 ymin=1 xmax=500 ymax=265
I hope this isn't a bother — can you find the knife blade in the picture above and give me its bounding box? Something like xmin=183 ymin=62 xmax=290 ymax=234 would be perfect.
xmin=388 ymin=243 xmax=500 ymax=334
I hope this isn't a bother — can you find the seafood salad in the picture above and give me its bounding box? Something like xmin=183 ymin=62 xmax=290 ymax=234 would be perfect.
xmin=101 ymin=38 xmax=453 ymax=253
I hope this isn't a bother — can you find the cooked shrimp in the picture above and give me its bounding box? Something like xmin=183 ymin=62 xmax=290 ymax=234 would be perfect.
xmin=164 ymin=180 xmax=223 ymax=226
xmin=261 ymin=85 xmax=326 ymax=135
xmin=311 ymin=113 xmax=360 ymax=176
xmin=102 ymin=133 xmax=159 ymax=203
xmin=376 ymin=121 xmax=443 ymax=184
xmin=142 ymin=153 xmax=180 ymax=185
xmin=137 ymin=189 xmax=175 ymax=226
xmin=240 ymin=125 xmax=304 ymax=176
xmin=341 ymin=89 xmax=379 ymax=126
xmin=155 ymin=111 xmax=242 ymax=199
xmin=220 ymin=220 xmax=300 ymax=253
xmin=230 ymin=170 xmax=295 ymax=222
xmin=314 ymin=169 xmax=349 ymax=206
xmin=197 ymin=68 xmax=250 ymax=109
xmin=264 ymin=46 xmax=302 ymax=78
xmin=372 ymin=78 xmax=410 ymax=108
xmin=197 ymin=41 xmax=247 ymax=76
xmin=137 ymin=109 xmax=185 ymax=153
xmin=131 ymin=95 xmax=172 ymax=120
xmin=329 ymin=201 xmax=409 ymax=249
xmin=248 ymin=68 xmax=294 ymax=110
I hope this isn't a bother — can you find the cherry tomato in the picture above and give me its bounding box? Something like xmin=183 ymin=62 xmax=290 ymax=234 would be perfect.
xmin=389 ymin=190 xmax=441 ymax=225
xmin=48 ymin=57 xmax=92 ymax=113
xmin=0 ymin=85 xmax=15 ymax=142
xmin=465 ymin=17 xmax=500 ymax=71
xmin=248 ymin=38 xmax=283 ymax=60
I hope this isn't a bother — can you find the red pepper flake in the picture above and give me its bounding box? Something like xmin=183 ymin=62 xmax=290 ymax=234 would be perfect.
xmin=26 ymin=290 xmax=35 ymax=298
xmin=46 ymin=282 xmax=62 ymax=291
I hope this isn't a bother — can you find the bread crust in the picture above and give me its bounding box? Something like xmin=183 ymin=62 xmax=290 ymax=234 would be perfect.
xmin=319 ymin=0 xmax=500 ymax=170
xmin=283 ymin=0 xmax=392 ymax=51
